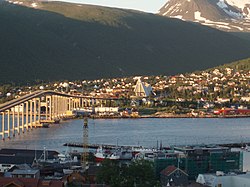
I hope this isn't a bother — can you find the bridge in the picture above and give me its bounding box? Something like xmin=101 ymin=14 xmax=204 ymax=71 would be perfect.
xmin=0 ymin=90 xmax=121 ymax=140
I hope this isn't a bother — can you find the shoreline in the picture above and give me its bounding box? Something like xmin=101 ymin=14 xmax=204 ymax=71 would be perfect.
xmin=89 ymin=114 xmax=250 ymax=119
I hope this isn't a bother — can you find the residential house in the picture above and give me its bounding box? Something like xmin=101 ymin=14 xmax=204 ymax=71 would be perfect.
xmin=160 ymin=165 xmax=189 ymax=187
xmin=0 ymin=177 xmax=64 ymax=187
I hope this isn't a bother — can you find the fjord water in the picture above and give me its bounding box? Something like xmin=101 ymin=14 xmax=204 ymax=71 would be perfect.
xmin=0 ymin=118 xmax=249 ymax=150
xmin=1 ymin=117 xmax=250 ymax=170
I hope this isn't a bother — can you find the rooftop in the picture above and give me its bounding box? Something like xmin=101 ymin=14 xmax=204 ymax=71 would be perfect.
xmin=12 ymin=169 xmax=39 ymax=175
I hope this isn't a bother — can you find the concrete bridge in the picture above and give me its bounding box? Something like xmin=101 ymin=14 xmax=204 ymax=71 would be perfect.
xmin=0 ymin=90 xmax=121 ymax=140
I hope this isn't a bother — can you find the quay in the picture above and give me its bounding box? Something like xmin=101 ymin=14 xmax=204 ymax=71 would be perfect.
xmin=140 ymin=114 xmax=250 ymax=118
xmin=63 ymin=142 xmax=143 ymax=150
xmin=64 ymin=142 xmax=250 ymax=149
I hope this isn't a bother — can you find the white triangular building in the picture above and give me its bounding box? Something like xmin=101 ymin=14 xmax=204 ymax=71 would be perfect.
xmin=134 ymin=78 xmax=152 ymax=97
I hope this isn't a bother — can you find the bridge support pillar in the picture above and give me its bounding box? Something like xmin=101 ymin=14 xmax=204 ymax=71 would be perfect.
xmin=7 ymin=110 xmax=10 ymax=138
xmin=1 ymin=112 xmax=5 ymax=140
xmin=12 ymin=107 xmax=15 ymax=137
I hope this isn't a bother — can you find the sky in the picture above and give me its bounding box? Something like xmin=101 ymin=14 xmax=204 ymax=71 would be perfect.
xmin=58 ymin=0 xmax=167 ymax=13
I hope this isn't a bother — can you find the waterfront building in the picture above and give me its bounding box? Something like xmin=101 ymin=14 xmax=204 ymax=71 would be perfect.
xmin=196 ymin=172 xmax=250 ymax=187
xmin=0 ymin=149 xmax=58 ymax=174
xmin=154 ymin=146 xmax=242 ymax=180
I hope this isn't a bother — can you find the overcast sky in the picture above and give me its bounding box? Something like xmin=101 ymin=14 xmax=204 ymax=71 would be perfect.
xmin=58 ymin=0 xmax=167 ymax=13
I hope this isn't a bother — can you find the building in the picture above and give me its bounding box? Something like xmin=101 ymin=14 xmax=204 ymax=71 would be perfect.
xmin=11 ymin=169 xmax=40 ymax=179
xmin=214 ymin=108 xmax=250 ymax=115
xmin=0 ymin=149 xmax=58 ymax=174
xmin=134 ymin=78 xmax=153 ymax=97
xmin=196 ymin=172 xmax=250 ymax=187
xmin=160 ymin=165 xmax=189 ymax=186
xmin=154 ymin=146 xmax=242 ymax=180
xmin=0 ymin=177 xmax=64 ymax=187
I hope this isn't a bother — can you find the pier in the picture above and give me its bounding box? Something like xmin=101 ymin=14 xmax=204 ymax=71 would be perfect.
xmin=63 ymin=142 xmax=250 ymax=150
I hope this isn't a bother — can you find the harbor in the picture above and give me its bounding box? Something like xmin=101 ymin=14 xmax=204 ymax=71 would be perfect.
xmin=0 ymin=118 xmax=250 ymax=169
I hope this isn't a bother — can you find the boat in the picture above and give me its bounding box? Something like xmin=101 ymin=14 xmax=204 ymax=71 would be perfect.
xmin=110 ymin=149 xmax=133 ymax=160
xmin=131 ymin=147 xmax=157 ymax=156
xmin=42 ymin=123 xmax=49 ymax=128
xmin=34 ymin=146 xmax=59 ymax=166
xmin=95 ymin=147 xmax=133 ymax=161
xmin=134 ymin=151 xmax=155 ymax=161
xmin=63 ymin=166 xmax=82 ymax=175
xmin=94 ymin=146 xmax=111 ymax=162
xmin=58 ymin=154 xmax=78 ymax=164
xmin=245 ymin=145 xmax=250 ymax=152
xmin=109 ymin=151 xmax=120 ymax=160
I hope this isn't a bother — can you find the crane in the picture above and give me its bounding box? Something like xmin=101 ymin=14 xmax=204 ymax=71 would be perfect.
xmin=81 ymin=116 xmax=89 ymax=171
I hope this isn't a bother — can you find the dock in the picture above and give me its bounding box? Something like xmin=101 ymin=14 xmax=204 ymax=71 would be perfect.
xmin=63 ymin=142 xmax=143 ymax=150
xmin=64 ymin=142 xmax=250 ymax=150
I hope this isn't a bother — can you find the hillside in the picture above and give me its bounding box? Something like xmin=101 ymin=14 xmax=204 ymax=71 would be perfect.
xmin=210 ymin=57 xmax=250 ymax=71
xmin=1 ymin=1 xmax=250 ymax=83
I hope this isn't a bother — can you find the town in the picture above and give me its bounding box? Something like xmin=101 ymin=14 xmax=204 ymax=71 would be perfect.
xmin=0 ymin=61 xmax=249 ymax=186
xmin=0 ymin=142 xmax=246 ymax=187
xmin=1 ymin=61 xmax=249 ymax=118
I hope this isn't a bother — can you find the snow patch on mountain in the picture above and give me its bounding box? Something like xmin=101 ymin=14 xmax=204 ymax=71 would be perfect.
xmin=31 ymin=3 xmax=37 ymax=7
xmin=217 ymin=0 xmax=244 ymax=19
xmin=159 ymin=0 xmax=250 ymax=32
xmin=217 ymin=0 xmax=228 ymax=9
xmin=226 ymin=0 xmax=250 ymax=9
xmin=194 ymin=11 xmax=207 ymax=22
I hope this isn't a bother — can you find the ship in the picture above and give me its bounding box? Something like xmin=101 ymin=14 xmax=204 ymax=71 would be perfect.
xmin=94 ymin=147 xmax=133 ymax=161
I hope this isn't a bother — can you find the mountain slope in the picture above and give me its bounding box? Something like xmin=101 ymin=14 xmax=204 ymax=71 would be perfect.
xmin=159 ymin=0 xmax=250 ymax=32
xmin=0 ymin=1 xmax=250 ymax=83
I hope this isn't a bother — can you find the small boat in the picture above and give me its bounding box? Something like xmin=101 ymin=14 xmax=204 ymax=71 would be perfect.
xmin=131 ymin=147 xmax=157 ymax=156
xmin=134 ymin=151 xmax=155 ymax=161
xmin=63 ymin=165 xmax=82 ymax=175
xmin=110 ymin=149 xmax=133 ymax=160
xmin=94 ymin=146 xmax=111 ymax=162
xmin=109 ymin=151 xmax=120 ymax=160
xmin=95 ymin=147 xmax=133 ymax=161
xmin=36 ymin=123 xmax=49 ymax=128
xmin=42 ymin=123 xmax=49 ymax=128
xmin=54 ymin=119 xmax=60 ymax=124
xmin=245 ymin=145 xmax=250 ymax=152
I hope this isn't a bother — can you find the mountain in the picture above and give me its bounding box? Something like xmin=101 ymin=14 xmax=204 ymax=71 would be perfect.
xmin=159 ymin=0 xmax=250 ymax=32
xmin=0 ymin=1 xmax=250 ymax=83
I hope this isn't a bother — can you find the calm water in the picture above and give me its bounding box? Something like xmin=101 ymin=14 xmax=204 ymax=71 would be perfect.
xmin=1 ymin=117 xmax=250 ymax=170
xmin=0 ymin=118 xmax=249 ymax=150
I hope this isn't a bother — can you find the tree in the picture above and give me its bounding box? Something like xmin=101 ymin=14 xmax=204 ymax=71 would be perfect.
xmin=126 ymin=160 xmax=157 ymax=187
xmin=96 ymin=159 xmax=160 ymax=187
xmin=96 ymin=159 xmax=120 ymax=185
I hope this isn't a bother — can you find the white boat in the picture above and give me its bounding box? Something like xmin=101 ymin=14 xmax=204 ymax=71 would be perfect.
xmin=58 ymin=153 xmax=78 ymax=164
xmin=245 ymin=145 xmax=250 ymax=152
xmin=109 ymin=151 xmax=120 ymax=160
xmin=95 ymin=147 xmax=133 ymax=161
xmin=94 ymin=146 xmax=111 ymax=162
xmin=34 ymin=146 xmax=59 ymax=166
xmin=115 ymin=149 xmax=133 ymax=160
xmin=134 ymin=151 xmax=155 ymax=161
